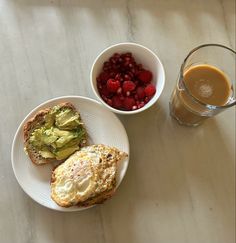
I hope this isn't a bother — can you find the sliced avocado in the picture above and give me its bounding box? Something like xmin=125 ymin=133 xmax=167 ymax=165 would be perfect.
xmin=55 ymin=109 xmax=82 ymax=130
xmin=30 ymin=127 xmax=58 ymax=147
xmin=39 ymin=150 xmax=55 ymax=159
xmin=29 ymin=127 xmax=45 ymax=147
xmin=52 ymin=127 xmax=72 ymax=137
xmin=55 ymin=146 xmax=80 ymax=160
xmin=55 ymin=132 xmax=78 ymax=148
xmin=44 ymin=105 xmax=60 ymax=128
xmin=29 ymin=105 xmax=87 ymax=160
xmin=42 ymin=128 xmax=58 ymax=145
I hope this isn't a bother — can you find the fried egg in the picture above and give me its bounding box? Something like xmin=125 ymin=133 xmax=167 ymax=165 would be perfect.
xmin=51 ymin=144 xmax=128 ymax=207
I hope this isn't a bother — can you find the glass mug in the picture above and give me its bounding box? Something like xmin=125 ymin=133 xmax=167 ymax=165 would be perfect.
xmin=170 ymin=44 xmax=236 ymax=126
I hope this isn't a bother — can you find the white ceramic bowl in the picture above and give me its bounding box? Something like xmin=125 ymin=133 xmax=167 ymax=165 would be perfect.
xmin=90 ymin=42 xmax=165 ymax=114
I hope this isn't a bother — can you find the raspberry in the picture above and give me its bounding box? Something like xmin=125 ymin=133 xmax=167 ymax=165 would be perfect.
xmin=122 ymin=81 xmax=136 ymax=93
xmin=123 ymin=97 xmax=135 ymax=110
xmin=138 ymin=70 xmax=153 ymax=83
xmin=112 ymin=96 xmax=123 ymax=109
xmin=107 ymin=79 xmax=120 ymax=92
xmin=136 ymin=87 xmax=146 ymax=99
xmin=144 ymin=84 xmax=156 ymax=97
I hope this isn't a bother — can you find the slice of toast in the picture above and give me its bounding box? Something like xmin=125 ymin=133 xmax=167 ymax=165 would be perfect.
xmin=24 ymin=102 xmax=87 ymax=165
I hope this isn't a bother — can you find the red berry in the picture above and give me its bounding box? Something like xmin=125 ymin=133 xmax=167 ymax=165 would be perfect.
xmin=123 ymin=97 xmax=135 ymax=110
xmin=107 ymin=79 xmax=120 ymax=92
xmin=122 ymin=81 xmax=136 ymax=93
xmin=138 ymin=70 xmax=153 ymax=83
xmin=112 ymin=96 xmax=123 ymax=109
xmin=144 ymin=84 xmax=156 ymax=97
xmin=136 ymin=87 xmax=146 ymax=99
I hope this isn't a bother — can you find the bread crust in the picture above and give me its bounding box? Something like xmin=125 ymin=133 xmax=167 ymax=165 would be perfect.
xmin=23 ymin=102 xmax=86 ymax=165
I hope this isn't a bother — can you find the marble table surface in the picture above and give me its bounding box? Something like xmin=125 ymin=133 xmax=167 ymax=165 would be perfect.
xmin=0 ymin=0 xmax=235 ymax=243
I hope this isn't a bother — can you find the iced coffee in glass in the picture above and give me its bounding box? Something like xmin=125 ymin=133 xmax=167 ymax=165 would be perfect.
xmin=170 ymin=44 xmax=236 ymax=126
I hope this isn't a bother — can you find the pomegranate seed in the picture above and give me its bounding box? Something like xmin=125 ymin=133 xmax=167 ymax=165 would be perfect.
xmin=101 ymin=95 xmax=108 ymax=102
xmin=137 ymin=101 xmax=145 ymax=108
xmin=128 ymin=63 xmax=133 ymax=68
xmin=140 ymin=101 xmax=145 ymax=106
xmin=128 ymin=71 xmax=134 ymax=78
xmin=126 ymin=91 xmax=130 ymax=96
xmin=109 ymin=72 xmax=115 ymax=78
xmin=125 ymin=57 xmax=131 ymax=62
xmin=138 ymin=104 xmax=144 ymax=109
xmin=118 ymin=58 xmax=123 ymax=63
xmin=115 ymin=74 xmax=120 ymax=80
xmin=124 ymin=74 xmax=131 ymax=80
xmin=131 ymin=68 xmax=136 ymax=74
xmin=107 ymin=99 xmax=113 ymax=106
xmin=117 ymin=87 xmax=122 ymax=94
xmin=125 ymin=52 xmax=132 ymax=57
xmin=109 ymin=57 xmax=116 ymax=64
xmin=144 ymin=97 xmax=150 ymax=103
xmin=132 ymin=105 xmax=137 ymax=110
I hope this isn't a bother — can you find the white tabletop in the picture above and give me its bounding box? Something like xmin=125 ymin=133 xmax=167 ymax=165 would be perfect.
xmin=0 ymin=1 xmax=235 ymax=243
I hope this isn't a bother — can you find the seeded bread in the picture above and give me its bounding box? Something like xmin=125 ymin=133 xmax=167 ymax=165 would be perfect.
xmin=23 ymin=102 xmax=86 ymax=165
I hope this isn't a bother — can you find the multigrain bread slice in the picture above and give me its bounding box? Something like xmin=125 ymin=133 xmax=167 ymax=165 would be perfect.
xmin=24 ymin=102 xmax=87 ymax=165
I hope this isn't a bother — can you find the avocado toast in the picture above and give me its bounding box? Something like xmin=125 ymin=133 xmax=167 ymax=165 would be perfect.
xmin=24 ymin=102 xmax=87 ymax=165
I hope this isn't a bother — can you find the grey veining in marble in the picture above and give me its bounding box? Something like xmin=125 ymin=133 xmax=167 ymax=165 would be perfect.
xmin=0 ymin=0 xmax=235 ymax=243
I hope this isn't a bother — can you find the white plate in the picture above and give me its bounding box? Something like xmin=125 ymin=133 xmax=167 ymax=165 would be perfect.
xmin=11 ymin=96 xmax=129 ymax=212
